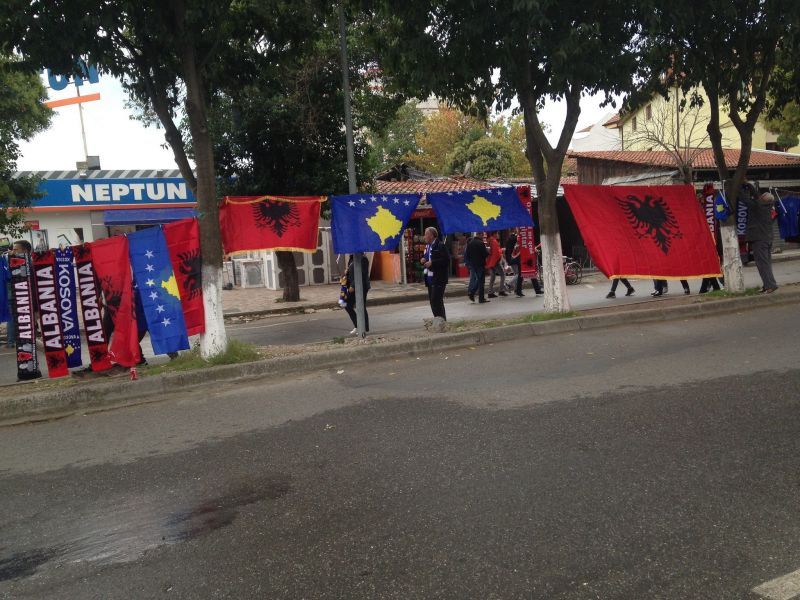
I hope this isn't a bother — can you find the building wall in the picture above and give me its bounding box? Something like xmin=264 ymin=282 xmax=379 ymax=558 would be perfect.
xmin=620 ymin=86 xmax=799 ymax=154
xmin=21 ymin=210 xmax=96 ymax=250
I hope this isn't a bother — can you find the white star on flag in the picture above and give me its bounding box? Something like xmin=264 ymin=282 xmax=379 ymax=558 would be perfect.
xmin=403 ymin=200 xmax=411 ymax=206
xmin=348 ymin=200 xmax=356 ymax=207
xmin=392 ymin=198 xmax=400 ymax=204
xmin=359 ymin=198 xmax=367 ymax=204
xmin=145 ymin=250 xmax=154 ymax=259
xmin=381 ymin=195 xmax=388 ymax=202
xmin=161 ymin=317 xmax=171 ymax=327
xmin=146 ymin=279 xmax=155 ymax=287
xmin=145 ymin=264 xmax=154 ymax=272
xmin=149 ymin=291 xmax=158 ymax=300
xmin=156 ymin=305 xmax=165 ymax=313
xmin=446 ymin=192 xmax=454 ymax=196
xmin=370 ymin=195 xmax=377 ymax=202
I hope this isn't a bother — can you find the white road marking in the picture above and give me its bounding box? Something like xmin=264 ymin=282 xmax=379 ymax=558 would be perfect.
xmin=228 ymin=318 xmax=320 ymax=332
xmin=753 ymin=568 xmax=800 ymax=600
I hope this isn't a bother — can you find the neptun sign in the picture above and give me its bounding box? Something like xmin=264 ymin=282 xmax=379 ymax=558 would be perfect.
xmin=18 ymin=170 xmax=198 ymax=211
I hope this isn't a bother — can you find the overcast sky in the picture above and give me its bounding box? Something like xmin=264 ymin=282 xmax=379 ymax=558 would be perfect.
xmin=17 ymin=75 xmax=618 ymax=173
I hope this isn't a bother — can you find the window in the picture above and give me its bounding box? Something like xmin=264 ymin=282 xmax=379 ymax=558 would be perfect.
xmin=632 ymin=117 xmax=638 ymax=132
xmin=646 ymin=105 xmax=652 ymax=120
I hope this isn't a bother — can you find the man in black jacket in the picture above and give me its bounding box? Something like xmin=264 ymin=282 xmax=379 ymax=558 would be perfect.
xmin=745 ymin=188 xmax=778 ymax=293
xmin=464 ymin=233 xmax=490 ymax=303
xmin=344 ymin=254 xmax=371 ymax=334
xmin=422 ymin=227 xmax=449 ymax=319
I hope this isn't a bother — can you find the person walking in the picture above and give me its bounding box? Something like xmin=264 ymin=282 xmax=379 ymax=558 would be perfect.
xmin=606 ymin=278 xmax=634 ymax=299
xmin=744 ymin=189 xmax=779 ymax=293
xmin=344 ymin=253 xmax=370 ymax=334
xmin=465 ymin=233 xmax=489 ymax=303
xmin=652 ymin=279 xmax=689 ymax=297
xmin=505 ymin=231 xmax=524 ymax=297
xmin=422 ymin=227 xmax=449 ymax=320
xmin=485 ymin=232 xmax=506 ymax=298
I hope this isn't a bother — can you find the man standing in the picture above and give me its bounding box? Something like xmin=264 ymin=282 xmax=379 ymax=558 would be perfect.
xmin=465 ymin=233 xmax=489 ymax=303
xmin=422 ymin=227 xmax=449 ymax=320
xmin=344 ymin=254 xmax=370 ymax=334
xmin=745 ymin=189 xmax=778 ymax=293
xmin=485 ymin=232 xmax=506 ymax=299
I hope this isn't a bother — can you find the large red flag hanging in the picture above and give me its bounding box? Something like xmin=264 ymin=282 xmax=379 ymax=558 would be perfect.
xmin=90 ymin=236 xmax=141 ymax=367
xmin=73 ymin=244 xmax=114 ymax=373
xmin=32 ymin=250 xmax=69 ymax=378
xmin=562 ymin=184 xmax=722 ymax=279
xmin=220 ymin=195 xmax=323 ymax=255
xmin=163 ymin=218 xmax=205 ymax=336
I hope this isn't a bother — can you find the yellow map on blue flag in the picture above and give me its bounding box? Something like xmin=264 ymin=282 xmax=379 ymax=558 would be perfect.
xmin=427 ymin=187 xmax=534 ymax=234
xmin=331 ymin=194 xmax=420 ymax=254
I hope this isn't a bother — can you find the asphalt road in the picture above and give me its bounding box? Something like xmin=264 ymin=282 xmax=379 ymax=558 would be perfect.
xmin=1 ymin=302 xmax=799 ymax=599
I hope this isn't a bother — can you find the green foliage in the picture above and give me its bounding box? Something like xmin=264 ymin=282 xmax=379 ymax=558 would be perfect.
xmin=764 ymin=101 xmax=800 ymax=149
xmin=368 ymin=102 xmax=425 ymax=171
xmin=448 ymin=137 xmax=515 ymax=179
xmin=0 ymin=56 xmax=51 ymax=236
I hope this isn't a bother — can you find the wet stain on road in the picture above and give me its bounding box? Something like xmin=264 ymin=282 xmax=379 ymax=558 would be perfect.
xmin=0 ymin=473 xmax=291 ymax=582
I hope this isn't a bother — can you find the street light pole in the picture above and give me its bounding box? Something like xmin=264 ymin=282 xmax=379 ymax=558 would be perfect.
xmin=338 ymin=2 xmax=367 ymax=338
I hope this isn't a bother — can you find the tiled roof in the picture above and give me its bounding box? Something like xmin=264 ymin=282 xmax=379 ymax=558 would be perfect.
xmin=569 ymin=149 xmax=800 ymax=169
xmin=375 ymin=177 xmax=493 ymax=195
xmin=560 ymin=176 xmax=579 ymax=185
xmin=602 ymin=114 xmax=621 ymax=127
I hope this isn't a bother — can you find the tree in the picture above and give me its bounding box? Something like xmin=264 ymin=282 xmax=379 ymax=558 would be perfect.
xmin=368 ymin=101 xmax=425 ymax=169
xmin=448 ymin=137 xmax=515 ymax=179
xmin=641 ymin=0 xmax=800 ymax=291
xmin=367 ymin=0 xmax=645 ymax=311
xmin=411 ymin=105 xmax=484 ymax=174
xmin=624 ymin=90 xmax=710 ymax=183
xmin=0 ymin=56 xmax=51 ymax=237
xmin=204 ymin=9 xmax=402 ymax=300
xmin=763 ymin=101 xmax=800 ymax=150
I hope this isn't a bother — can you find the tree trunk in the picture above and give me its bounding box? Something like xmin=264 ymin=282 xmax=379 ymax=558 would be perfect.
xmin=538 ymin=173 xmax=571 ymax=312
xmin=706 ymin=88 xmax=745 ymax=292
xmin=276 ymin=251 xmax=300 ymax=302
xmin=172 ymin=0 xmax=228 ymax=357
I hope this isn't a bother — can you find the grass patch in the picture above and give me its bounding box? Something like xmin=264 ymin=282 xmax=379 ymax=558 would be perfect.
xmin=332 ymin=336 xmax=345 ymax=344
xmin=703 ymin=287 xmax=762 ymax=298
xmin=520 ymin=311 xmax=580 ymax=323
xmin=142 ymin=339 xmax=262 ymax=376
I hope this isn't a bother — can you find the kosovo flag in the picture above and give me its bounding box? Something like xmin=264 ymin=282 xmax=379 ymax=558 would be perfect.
xmin=427 ymin=187 xmax=535 ymax=234
xmin=127 ymin=227 xmax=190 ymax=356
xmin=331 ymin=193 xmax=420 ymax=254
xmin=714 ymin=192 xmax=731 ymax=221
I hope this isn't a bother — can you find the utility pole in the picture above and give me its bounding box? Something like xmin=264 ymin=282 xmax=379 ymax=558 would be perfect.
xmin=338 ymin=2 xmax=367 ymax=338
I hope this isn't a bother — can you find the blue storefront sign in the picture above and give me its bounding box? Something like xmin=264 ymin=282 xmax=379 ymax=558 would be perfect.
xmin=35 ymin=178 xmax=197 ymax=209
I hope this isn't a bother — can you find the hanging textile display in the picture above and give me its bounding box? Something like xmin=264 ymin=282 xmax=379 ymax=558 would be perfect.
xmin=515 ymin=186 xmax=538 ymax=278
xmin=330 ymin=193 xmax=419 ymax=254
xmin=563 ymin=184 xmax=722 ymax=280
xmin=702 ymin=183 xmax=716 ymax=238
xmin=427 ymin=187 xmax=535 ymax=234
xmin=90 ymin=237 xmax=141 ymax=367
xmin=32 ymin=250 xmax=69 ymax=378
xmin=9 ymin=253 xmax=41 ymax=381
xmin=0 ymin=254 xmax=10 ymax=324
xmin=55 ymin=247 xmax=82 ymax=368
xmin=776 ymin=195 xmax=800 ymax=239
xmin=163 ymin=218 xmax=205 ymax=336
xmin=73 ymin=244 xmax=113 ymax=372
xmin=128 ymin=227 xmax=190 ymax=355
xmin=220 ymin=195 xmax=323 ymax=254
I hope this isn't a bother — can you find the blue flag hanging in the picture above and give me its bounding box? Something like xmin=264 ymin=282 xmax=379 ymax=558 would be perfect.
xmin=713 ymin=191 xmax=731 ymax=221
xmin=54 ymin=248 xmax=82 ymax=368
xmin=127 ymin=227 xmax=190 ymax=355
xmin=427 ymin=187 xmax=535 ymax=234
xmin=331 ymin=193 xmax=420 ymax=254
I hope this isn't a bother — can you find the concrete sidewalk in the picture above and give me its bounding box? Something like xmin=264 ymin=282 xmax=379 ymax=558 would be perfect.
xmin=222 ymin=248 xmax=800 ymax=318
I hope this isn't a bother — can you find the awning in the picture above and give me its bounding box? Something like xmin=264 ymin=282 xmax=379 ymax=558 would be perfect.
xmin=103 ymin=208 xmax=197 ymax=226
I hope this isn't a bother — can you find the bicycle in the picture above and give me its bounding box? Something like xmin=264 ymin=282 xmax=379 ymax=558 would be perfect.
xmin=563 ymin=256 xmax=582 ymax=285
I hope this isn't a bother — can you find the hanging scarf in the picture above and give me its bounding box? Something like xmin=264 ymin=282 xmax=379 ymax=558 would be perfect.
xmin=32 ymin=250 xmax=69 ymax=378
xmin=9 ymin=252 xmax=41 ymax=381
xmin=73 ymin=244 xmax=113 ymax=372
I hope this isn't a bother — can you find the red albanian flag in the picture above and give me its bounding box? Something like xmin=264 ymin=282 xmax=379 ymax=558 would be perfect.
xmin=220 ymin=195 xmax=323 ymax=255
xmin=562 ymin=184 xmax=722 ymax=280
xmin=90 ymin=236 xmax=141 ymax=367
xmin=163 ymin=218 xmax=205 ymax=336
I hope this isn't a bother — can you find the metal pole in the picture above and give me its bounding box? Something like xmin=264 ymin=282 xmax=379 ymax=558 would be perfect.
xmin=399 ymin=233 xmax=408 ymax=285
xmin=338 ymin=2 xmax=366 ymax=338
xmin=76 ymin=85 xmax=89 ymax=162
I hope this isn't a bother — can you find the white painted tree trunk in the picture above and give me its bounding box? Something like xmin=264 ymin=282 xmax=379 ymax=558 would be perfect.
xmin=200 ymin=264 xmax=228 ymax=358
xmin=719 ymin=220 xmax=745 ymax=292
xmin=540 ymin=231 xmax=571 ymax=313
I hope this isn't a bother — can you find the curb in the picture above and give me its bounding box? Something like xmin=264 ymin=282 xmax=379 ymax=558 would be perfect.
xmin=3 ymin=287 xmax=799 ymax=426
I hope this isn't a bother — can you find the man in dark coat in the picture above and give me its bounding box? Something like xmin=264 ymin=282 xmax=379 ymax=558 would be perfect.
xmin=422 ymin=227 xmax=450 ymax=320
xmin=745 ymin=187 xmax=778 ymax=293
xmin=464 ymin=233 xmax=489 ymax=303
xmin=344 ymin=254 xmax=371 ymax=333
